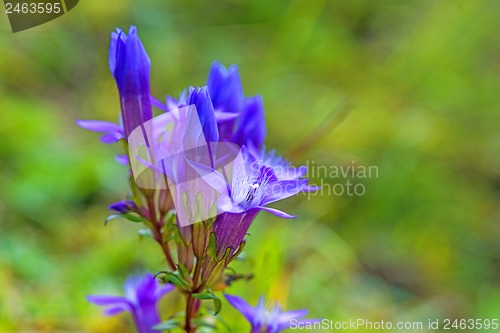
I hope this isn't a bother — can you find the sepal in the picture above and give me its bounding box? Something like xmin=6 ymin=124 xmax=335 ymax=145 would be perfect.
xmin=104 ymin=212 xmax=147 ymax=225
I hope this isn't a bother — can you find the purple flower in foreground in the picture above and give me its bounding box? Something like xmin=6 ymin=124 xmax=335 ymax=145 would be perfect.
xmin=191 ymin=148 xmax=309 ymax=258
xmin=87 ymin=273 xmax=173 ymax=333
xmin=110 ymin=26 xmax=153 ymax=138
xmin=225 ymin=294 xmax=320 ymax=333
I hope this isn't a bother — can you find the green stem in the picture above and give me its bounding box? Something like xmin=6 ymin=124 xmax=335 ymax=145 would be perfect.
xmin=147 ymin=197 xmax=176 ymax=271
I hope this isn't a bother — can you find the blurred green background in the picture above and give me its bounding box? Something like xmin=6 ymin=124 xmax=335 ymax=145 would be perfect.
xmin=1 ymin=0 xmax=499 ymax=332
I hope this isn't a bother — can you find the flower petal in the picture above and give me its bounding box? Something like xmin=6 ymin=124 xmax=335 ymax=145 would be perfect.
xmin=154 ymin=283 xmax=174 ymax=300
xmin=187 ymin=86 xmax=219 ymax=143
xmin=302 ymin=185 xmax=322 ymax=192
xmin=115 ymin=154 xmax=129 ymax=166
xmin=278 ymin=318 xmax=323 ymax=331
xmin=224 ymin=294 xmax=259 ymax=324
xmin=214 ymin=110 xmax=239 ymax=123
xmin=207 ymin=61 xmax=245 ymax=141
xmin=233 ymin=95 xmax=266 ymax=149
xmin=256 ymin=206 xmax=297 ymax=219
xmin=100 ymin=132 xmax=124 ymax=144
xmin=103 ymin=304 xmax=130 ymax=316
xmin=109 ymin=200 xmax=137 ymax=213
xmin=187 ymin=160 xmax=230 ymax=197
xmin=217 ymin=195 xmax=244 ymax=214
xmin=86 ymin=295 xmax=129 ymax=306
xmin=112 ymin=26 xmax=153 ymax=137
xmin=109 ymin=28 xmax=126 ymax=73
xmin=275 ymin=166 xmax=307 ymax=180
xmin=262 ymin=179 xmax=308 ymax=205
xmin=76 ymin=119 xmax=122 ymax=133
xmin=277 ymin=308 xmax=309 ymax=324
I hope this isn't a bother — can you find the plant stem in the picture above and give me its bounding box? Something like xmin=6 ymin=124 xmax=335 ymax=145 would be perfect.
xmin=184 ymin=294 xmax=196 ymax=333
xmin=184 ymin=256 xmax=204 ymax=332
xmin=147 ymin=197 xmax=176 ymax=271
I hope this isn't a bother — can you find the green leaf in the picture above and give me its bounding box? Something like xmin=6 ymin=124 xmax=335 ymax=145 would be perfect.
xmin=229 ymin=240 xmax=246 ymax=262
xmin=212 ymin=296 xmax=222 ymax=315
xmin=177 ymin=263 xmax=191 ymax=281
xmin=206 ymin=232 xmax=218 ymax=259
xmin=163 ymin=209 xmax=176 ymax=225
xmin=121 ymin=212 xmax=147 ymax=222
xmin=104 ymin=213 xmax=146 ymax=225
xmin=192 ymin=292 xmax=218 ymax=300
xmin=156 ymin=271 xmax=190 ymax=289
xmin=193 ymin=290 xmax=222 ymax=315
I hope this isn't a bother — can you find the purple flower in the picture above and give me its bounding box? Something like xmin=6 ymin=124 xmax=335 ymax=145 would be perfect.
xmin=225 ymin=294 xmax=320 ymax=333
xmin=187 ymin=86 xmax=219 ymax=144
xmin=109 ymin=26 xmax=153 ymax=138
xmin=77 ymin=26 xmax=153 ymax=143
xmin=191 ymin=148 xmax=309 ymax=258
xmin=109 ymin=199 xmax=138 ymax=213
xmin=259 ymin=149 xmax=307 ymax=181
xmin=87 ymin=273 xmax=173 ymax=333
xmin=157 ymin=86 xmax=219 ymax=142
xmin=233 ymin=95 xmax=266 ymax=152
xmin=163 ymin=89 xmax=188 ymax=111
xmin=207 ymin=62 xmax=266 ymax=150
xmin=207 ymin=61 xmax=244 ymax=140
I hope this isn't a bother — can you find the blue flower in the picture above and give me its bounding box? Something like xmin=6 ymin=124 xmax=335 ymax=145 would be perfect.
xmin=207 ymin=61 xmax=245 ymax=141
xmin=232 ymin=95 xmax=266 ymax=152
xmin=158 ymin=62 xmax=266 ymax=151
xmin=87 ymin=273 xmax=173 ymax=333
xmin=207 ymin=62 xmax=266 ymax=151
xmin=108 ymin=199 xmax=138 ymax=213
xmin=77 ymin=26 xmax=153 ymax=143
xmin=190 ymin=148 xmax=309 ymax=258
xmin=225 ymin=294 xmax=320 ymax=333
xmin=109 ymin=26 xmax=153 ymax=138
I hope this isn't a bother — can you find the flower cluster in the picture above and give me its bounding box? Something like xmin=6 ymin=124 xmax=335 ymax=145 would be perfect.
xmin=80 ymin=26 xmax=318 ymax=332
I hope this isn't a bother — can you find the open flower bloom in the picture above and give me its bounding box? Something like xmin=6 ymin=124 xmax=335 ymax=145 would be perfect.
xmin=225 ymin=294 xmax=320 ymax=333
xmin=87 ymin=273 xmax=173 ymax=333
xmin=190 ymin=147 xmax=309 ymax=260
